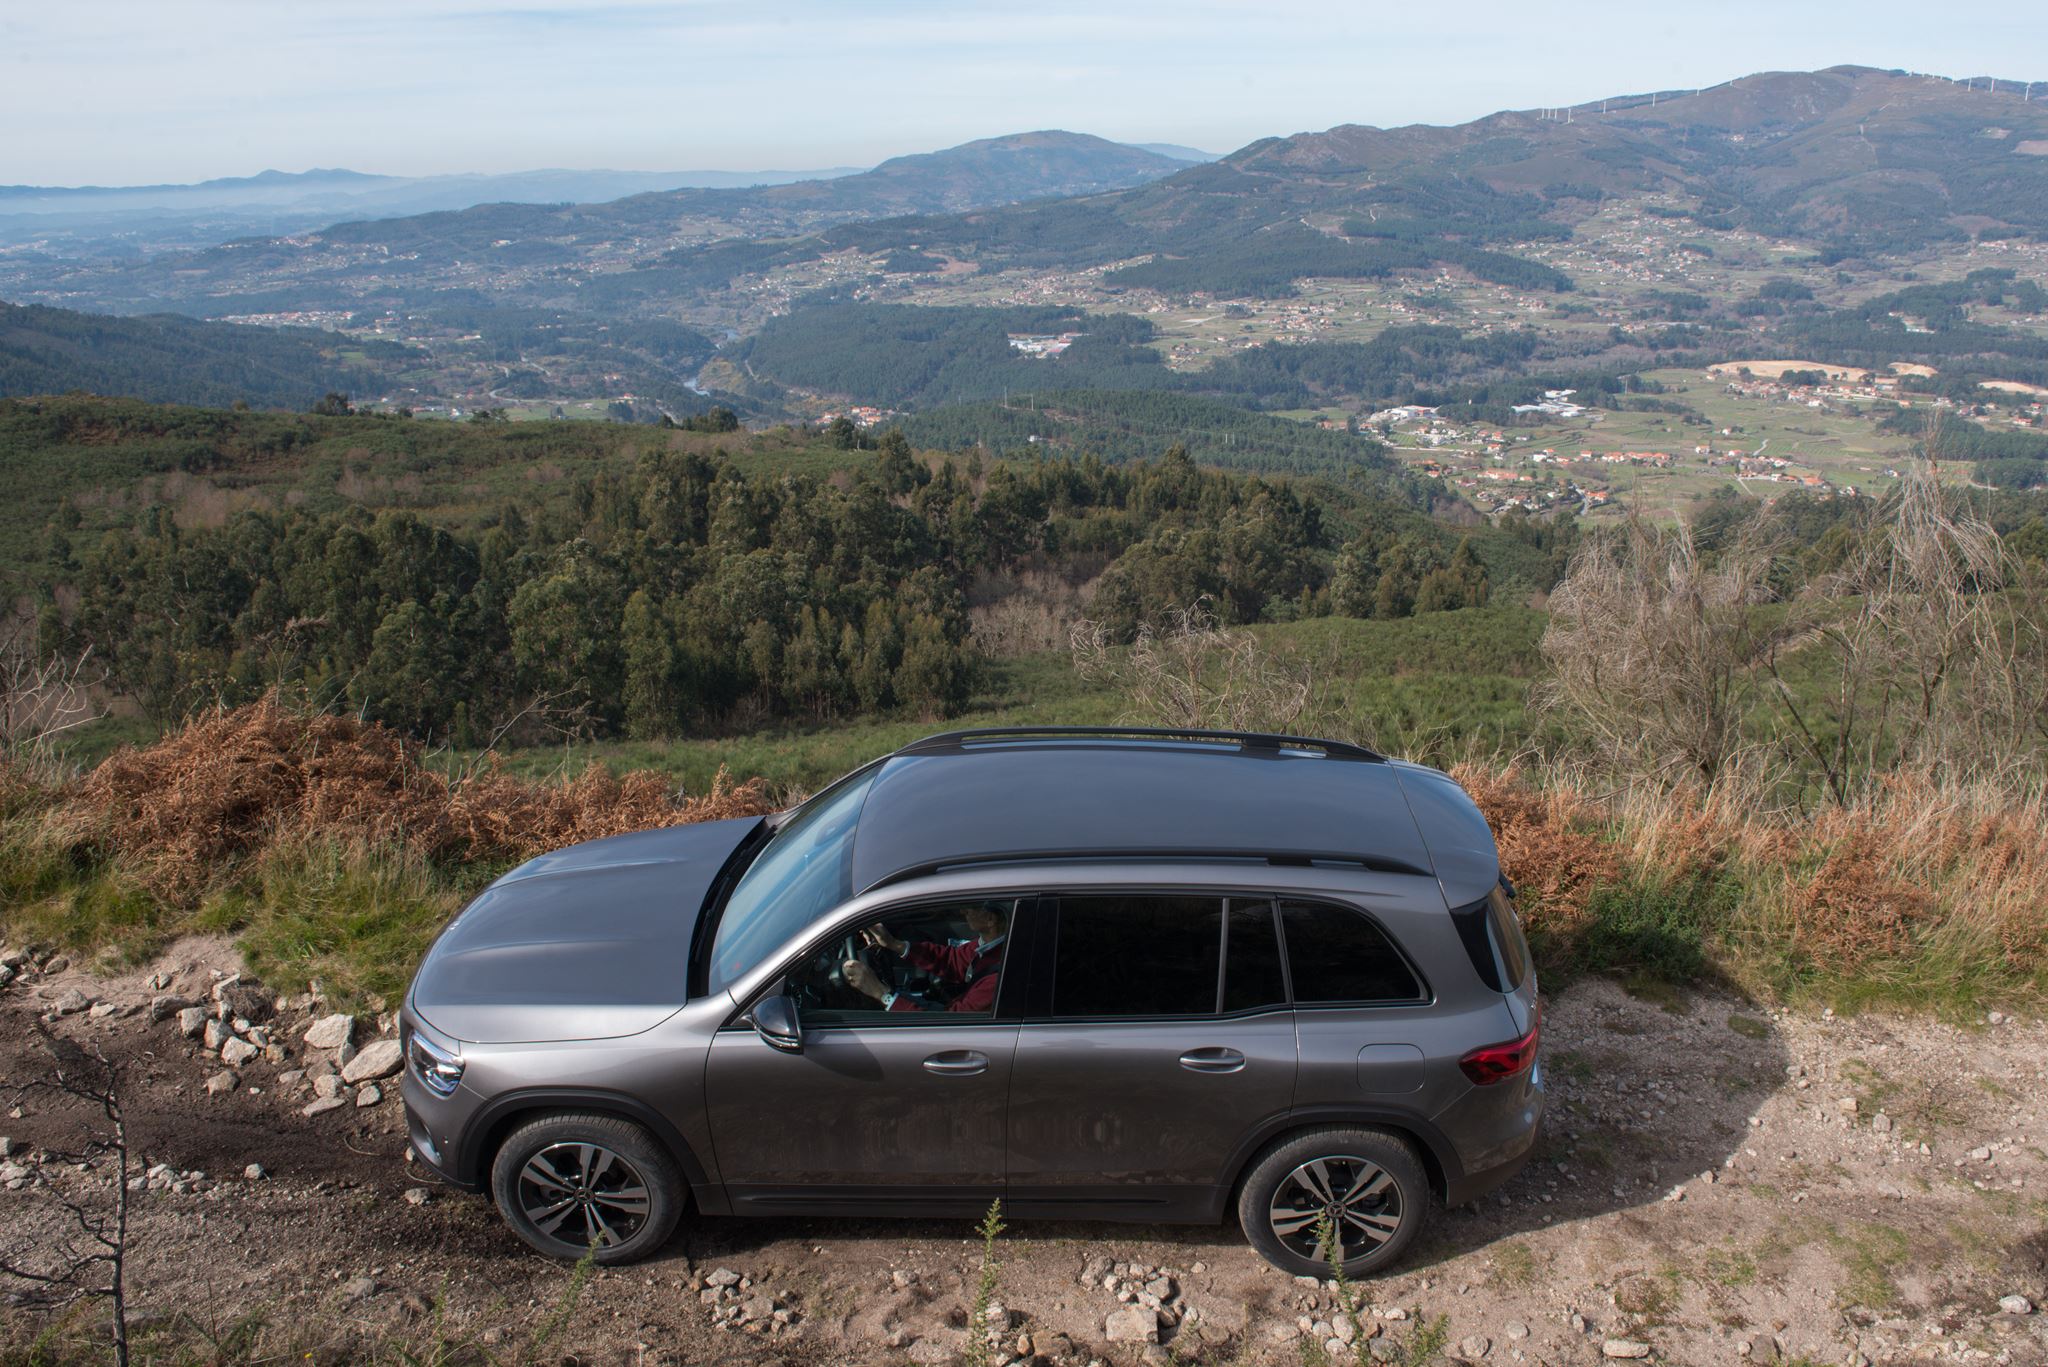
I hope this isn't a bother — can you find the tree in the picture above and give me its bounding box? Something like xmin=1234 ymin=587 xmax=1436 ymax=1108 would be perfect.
xmin=309 ymin=391 xmax=353 ymax=416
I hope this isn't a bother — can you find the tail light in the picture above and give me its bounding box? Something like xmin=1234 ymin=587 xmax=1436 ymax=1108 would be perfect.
xmin=1459 ymin=1010 xmax=1540 ymax=1085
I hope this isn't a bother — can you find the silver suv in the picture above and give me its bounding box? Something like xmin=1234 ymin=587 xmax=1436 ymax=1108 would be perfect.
xmin=399 ymin=728 xmax=1543 ymax=1276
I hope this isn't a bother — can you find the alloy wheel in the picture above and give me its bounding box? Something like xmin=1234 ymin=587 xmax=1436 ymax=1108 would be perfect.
xmin=515 ymin=1141 xmax=653 ymax=1248
xmin=1266 ymin=1154 xmax=1404 ymax=1261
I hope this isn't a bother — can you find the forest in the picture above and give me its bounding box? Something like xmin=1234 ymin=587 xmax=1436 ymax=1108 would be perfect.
xmin=0 ymin=301 xmax=413 ymax=410
xmin=32 ymin=424 xmax=1537 ymax=745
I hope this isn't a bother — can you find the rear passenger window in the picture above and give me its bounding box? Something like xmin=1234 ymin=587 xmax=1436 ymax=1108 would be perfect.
xmin=1222 ymin=901 xmax=1287 ymax=1013
xmin=1281 ymin=901 xmax=1425 ymax=1005
xmin=1052 ymin=895 xmax=1221 ymax=1017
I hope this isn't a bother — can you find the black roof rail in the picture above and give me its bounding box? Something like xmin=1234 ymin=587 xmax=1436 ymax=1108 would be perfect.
xmin=895 ymin=726 xmax=1385 ymax=762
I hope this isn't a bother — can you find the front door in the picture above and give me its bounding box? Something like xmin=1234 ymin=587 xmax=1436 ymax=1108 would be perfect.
xmin=703 ymin=896 xmax=1023 ymax=1217
xmin=1006 ymin=893 xmax=1299 ymax=1222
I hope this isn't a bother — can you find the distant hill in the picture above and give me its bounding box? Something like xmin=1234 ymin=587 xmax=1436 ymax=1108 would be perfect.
xmin=1128 ymin=143 xmax=1223 ymax=163
xmin=0 ymin=164 xmax=866 ymax=253
xmin=0 ymin=301 xmax=412 ymax=410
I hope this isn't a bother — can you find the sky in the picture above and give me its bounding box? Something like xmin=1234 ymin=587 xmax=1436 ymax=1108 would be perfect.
xmin=6 ymin=0 xmax=2047 ymax=185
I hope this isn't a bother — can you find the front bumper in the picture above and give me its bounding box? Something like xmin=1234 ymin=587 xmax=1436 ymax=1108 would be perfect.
xmin=400 ymin=1068 xmax=483 ymax=1190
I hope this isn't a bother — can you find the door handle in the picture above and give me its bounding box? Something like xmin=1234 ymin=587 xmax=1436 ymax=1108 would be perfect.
xmin=922 ymin=1050 xmax=990 ymax=1076
xmin=1179 ymin=1046 xmax=1247 ymax=1074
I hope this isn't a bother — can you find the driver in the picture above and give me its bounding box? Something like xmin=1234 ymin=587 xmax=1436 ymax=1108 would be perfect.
xmin=842 ymin=902 xmax=1008 ymax=1014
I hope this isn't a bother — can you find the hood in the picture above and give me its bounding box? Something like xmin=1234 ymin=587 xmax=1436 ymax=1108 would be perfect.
xmin=408 ymin=816 xmax=762 ymax=1043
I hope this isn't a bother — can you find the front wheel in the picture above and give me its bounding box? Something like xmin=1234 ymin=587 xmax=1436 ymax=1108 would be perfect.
xmin=489 ymin=1112 xmax=685 ymax=1264
xmin=1237 ymin=1126 xmax=1429 ymax=1278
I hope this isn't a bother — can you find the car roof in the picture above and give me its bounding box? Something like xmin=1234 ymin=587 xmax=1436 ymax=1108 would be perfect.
xmin=845 ymin=728 xmax=1441 ymax=893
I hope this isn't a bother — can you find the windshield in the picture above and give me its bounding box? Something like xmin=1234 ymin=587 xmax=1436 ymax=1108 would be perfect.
xmin=707 ymin=766 xmax=879 ymax=994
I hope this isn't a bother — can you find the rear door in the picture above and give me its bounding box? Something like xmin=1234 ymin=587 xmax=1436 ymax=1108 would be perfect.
xmin=1005 ymin=893 xmax=1298 ymax=1222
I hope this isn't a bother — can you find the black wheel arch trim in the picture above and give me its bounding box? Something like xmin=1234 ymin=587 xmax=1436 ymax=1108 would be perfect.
xmin=1222 ymin=1105 xmax=1465 ymax=1206
xmin=455 ymin=1088 xmax=717 ymax=1207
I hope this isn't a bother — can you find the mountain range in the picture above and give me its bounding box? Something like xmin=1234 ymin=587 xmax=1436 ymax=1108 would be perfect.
xmin=0 ymin=135 xmax=1197 ymax=257
xmin=5 ymin=67 xmax=2047 ymax=422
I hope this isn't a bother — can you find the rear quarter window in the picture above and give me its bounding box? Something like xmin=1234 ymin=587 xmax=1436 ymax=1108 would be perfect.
xmin=1280 ymin=901 xmax=1426 ymax=1005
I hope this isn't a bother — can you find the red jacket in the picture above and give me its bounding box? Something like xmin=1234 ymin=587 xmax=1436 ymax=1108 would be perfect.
xmin=888 ymin=937 xmax=1005 ymax=1013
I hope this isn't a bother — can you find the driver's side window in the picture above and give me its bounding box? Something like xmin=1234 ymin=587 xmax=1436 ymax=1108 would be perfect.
xmin=783 ymin=898 xmax=1018 ymax=1025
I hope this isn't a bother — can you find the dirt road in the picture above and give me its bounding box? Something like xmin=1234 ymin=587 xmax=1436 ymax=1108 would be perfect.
xmin=3 ymin=941 xmax=2045 ymax=1365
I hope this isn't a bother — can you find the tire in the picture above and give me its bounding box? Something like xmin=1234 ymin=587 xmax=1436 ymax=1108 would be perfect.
xmin=489 ymin=1112 xmax=685 ymax=1265
xmin=1236 ymin=1126 xmax=1429 ymax=1278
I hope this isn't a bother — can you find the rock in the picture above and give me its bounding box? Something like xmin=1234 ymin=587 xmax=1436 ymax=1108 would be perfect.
xmin=1105 ymin=1307 xmax=1159 ymax=1344
xmin=1873 ymin=1113 xmax=1893 ymax=1134
xmin=277 ymin=1070 xmax=305 ymax=1091
xmin=1989 ymin=1010 xmax=2007 ymax=1025
xmin=1080 ymin=1254 xmax=1113 ymax=1288
xmin=149 ymin=994 xmax=195 ymax=1022
xmin=303 ymin=1013 xmax=355 ymax=1051
xmin=245 ymin=1164 xmax=267 ymax=1181
xmin=1971 ymin=1146 xmax=1994 ymax=1162
xmin=88 ymin=1001 xmax=121 ymax=1019
xmin=740 ymin=1295 xmax=775 ymax=1322
xmin=341 ymin=1039 xmax=402 ymax=1084
xmin=302 ymin=1095 xmax=348 ymax=1118
xmin=706 ymin=1268 xmax=742 ymax=1288
xmin=51 ymin=987 xmax=91 ymax=1016
xmin=890 ymin=1269 xmax=917 ymax=1289
xmin=1460 ymin=1335 xmax=1492 ymax=1358
xmin=215 ymin=982 xmax=273 ymax=1023
xmin=334 ymin=1040 xmax=357 ymax=1067
xmin=0 ymin=1137 xmax=12 ymax=1157
xmin=0 ymin=948 xmax=26 ymax=968
xmin=342 ymin=1276 xmax=377 ymax=1300
xmin=1144 ymin=1275 xmax=1175 ymax=1301
xmin=312 ymin=1074 xmax=347 ymax=1099
xmin=304 ymin=1055 xmax=337 ymax=1079
xmin=982 ymin=1301 xmax=1012 ymax=1333
xmin=245 ymin=1026 xmax=271 ymax=1049
xmin=355 ymin=1084 xmax=382 ymax=1108
xmin=43 ymin=955 xmax=69 ymax=974
xmin=177 ymin=1006 xmax=210 ymax=1038
xmin=1268 ymin=1323 xmax=1301 ymax=1343
xmin=1837 ymin=1096 xmax=1859 ymax=1115
xmin=0 ymin=1161 xmax=29 ymax=1185
xmin=403 ymin=1186 xmax=430 ymax=1206
xmin=1999 ymin=1294 xmax=2034 ymax=1315
xmin=0 ymin=964 xmax=13 ymax=987
xmin=204 ymin=1070 xmax=239 ymax=1096
xmin=1602 ymin=1340 xmax=1652 ymax=1359
xmin=1505 ymin=1321 xmax=1530 ymax=1341
xmin=203 ymin=1019 xmax=233 ymax=1050
xmin=220 ymin=1037 xmax=260 ymax=1067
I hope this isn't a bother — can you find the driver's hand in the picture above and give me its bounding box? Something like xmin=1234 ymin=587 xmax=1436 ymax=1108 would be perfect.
xmin=842 ymin=959 xmax=886 ymax=1000
xmin=861 ymin=925 xmax=906 ymax=955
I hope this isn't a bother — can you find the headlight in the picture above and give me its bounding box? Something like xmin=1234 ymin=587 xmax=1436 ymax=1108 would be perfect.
xmin=407 ymin=1027 xmax=464 ymax=1097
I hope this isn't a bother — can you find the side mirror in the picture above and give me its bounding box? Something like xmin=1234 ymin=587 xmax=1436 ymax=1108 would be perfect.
xmin=751 ymin=995 xmax=803 ymax=1053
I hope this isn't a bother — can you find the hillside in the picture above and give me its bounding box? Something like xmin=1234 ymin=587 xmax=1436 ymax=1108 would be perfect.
xmin=0 ymin=301 xmax=415 ymax=410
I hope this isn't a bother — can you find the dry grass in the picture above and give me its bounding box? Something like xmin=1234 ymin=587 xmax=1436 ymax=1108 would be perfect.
xmin=1459 ymin=761 xmax=2048 ymax=1006
xmin=49 ymin=694 xmax=775 ymax=903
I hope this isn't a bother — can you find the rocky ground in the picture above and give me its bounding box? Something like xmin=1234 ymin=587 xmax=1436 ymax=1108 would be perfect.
xmin=3 ymin=939 xmax=2048 ymax=1366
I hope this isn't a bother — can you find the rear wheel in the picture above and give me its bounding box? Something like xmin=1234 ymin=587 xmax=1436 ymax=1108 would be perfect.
xmin=489 ymin=1112 xmax=684 ymax=1264
xmin=1237 ymin=1126 xmax=1428 ymax=1278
